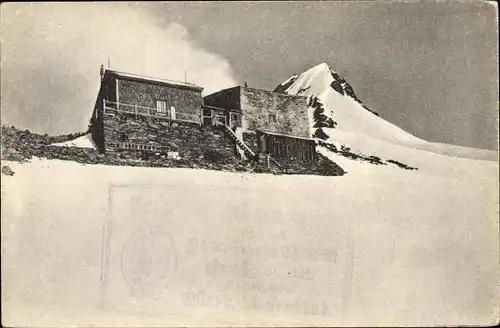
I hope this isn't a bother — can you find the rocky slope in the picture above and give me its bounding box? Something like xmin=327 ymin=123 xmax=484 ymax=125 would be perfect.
xmin=1 ymin=125 xmax=344 ymax=177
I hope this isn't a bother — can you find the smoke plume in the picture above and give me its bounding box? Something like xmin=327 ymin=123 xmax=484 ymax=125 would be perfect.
xmin=1 ymin=3 xmax=237 ymax=134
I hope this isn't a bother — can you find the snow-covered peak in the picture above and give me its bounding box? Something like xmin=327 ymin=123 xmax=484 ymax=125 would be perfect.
xmin=282 ymin=63 xmax=335 ymax=97
xmin=275 ymin=62 xmax=364 ymax=102
xmin=276 ymin=62 xmax=385 ymax=118
xmin=274 ymin=63 xmax=426 ymax=153
xmin=307 ymin=62 xmax=331 ymax=74
xmin=273 ymin=63 xmax=334 ymax=94
xmin=272 ymin=62 xmax=497 ymax=165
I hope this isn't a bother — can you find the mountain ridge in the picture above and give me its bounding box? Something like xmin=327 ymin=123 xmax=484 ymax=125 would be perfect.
xmin=273 ymin=62 xmax=497 ymax=164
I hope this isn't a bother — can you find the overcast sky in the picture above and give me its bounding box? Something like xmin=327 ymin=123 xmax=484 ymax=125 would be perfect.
xmin=1 ymin=1 xmax=498 ymax=150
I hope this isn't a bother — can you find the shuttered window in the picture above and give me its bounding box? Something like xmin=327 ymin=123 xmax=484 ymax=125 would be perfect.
xmin=156 ymin=101 xmax=167 ymax=113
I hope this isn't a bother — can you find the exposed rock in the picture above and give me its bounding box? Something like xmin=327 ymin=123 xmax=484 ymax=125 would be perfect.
xmin=330 ymin=80 xmax=344 ymax=95
xmin=266 ymin=152 xmax=345 ymax=176
xmin=272 ymin=74 xmax=299 ymax=93
xmin=317 ymin=140 xmax=417 ymax=170
xmin=308 ymin=96 xmax=337 ymax=129
xmin=328 ymin=70 xmax=380 ymax=117
xmin=313 ymin=128 xmax=329 ymax=141
xmin=387 ymin=159 xmax=418 ymax=170
xmin=2 ymin=165 xmax=15 ymax=176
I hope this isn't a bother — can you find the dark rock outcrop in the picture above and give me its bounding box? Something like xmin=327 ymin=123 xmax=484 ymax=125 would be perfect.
xmin=387 ymin=159 xmax=417 ymax=170
xmin=330 ymin=80 xmax=344 ymax=95
xmin=2 ymin=165 xmax=15 ymax=176
xmin=269 ymin=152 xmax=345 ymax=176
xmin=317 ymin=140 xmax=417 ymax=170
xmin=329 ymin=70 xmax=379 ymax=117
xmin=308 ymin=96 xmax=337 ymax=129
xmin=273 ymin=75 xmax=299 ymax=93
xmin=313 ymin=128 xmax=329 ymax=141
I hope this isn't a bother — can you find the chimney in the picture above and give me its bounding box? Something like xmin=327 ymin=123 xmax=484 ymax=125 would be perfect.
xmin=100 ymin=64 xmax=104 ymax=82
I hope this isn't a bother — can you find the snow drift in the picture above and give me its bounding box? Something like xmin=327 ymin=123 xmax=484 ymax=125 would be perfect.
xmin=51 ymin=133 xmax=96 ymax=149
xmin=1 ymin=156 xmax=498 ymax=326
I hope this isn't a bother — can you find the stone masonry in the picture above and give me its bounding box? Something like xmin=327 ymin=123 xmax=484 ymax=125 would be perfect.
xmin=203 ymin=86 xmax=311 ymax=138
xmin=103 ymin=111 xmax=236 ymax=161
xmin=240 ymin=87 xmax=310 ymax=138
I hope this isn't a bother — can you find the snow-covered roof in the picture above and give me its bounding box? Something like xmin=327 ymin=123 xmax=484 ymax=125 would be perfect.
xmin=106 ymin=69 xmax=204 ymax=91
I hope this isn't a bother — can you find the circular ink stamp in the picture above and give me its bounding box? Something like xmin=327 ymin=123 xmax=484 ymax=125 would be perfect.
xmin=121 ymin=226 xmax=177 ymax=299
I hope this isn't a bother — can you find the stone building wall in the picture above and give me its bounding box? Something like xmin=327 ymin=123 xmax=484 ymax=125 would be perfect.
xmin=90 ymin=74 xmax=117 ymax=153
xmin=102 ymin=111 xmax=236 ymax=161
xmin=242 ymin=131 xmax=259 ymax=155
xmin=203 ymin=87 xmax=311 ymax=138
xmin=240 ymin=87 xmax=310 ymax=138
xmin=117 ymin=78 xmax=202 ymax=117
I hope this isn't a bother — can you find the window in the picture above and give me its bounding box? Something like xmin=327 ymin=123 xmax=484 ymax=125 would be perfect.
xmin=170 ymin=106 xmax=176 ymax=120
xmin=156 ymin=101 xmax=167 ymax=114
xmin=268 ymin=113 xmax=278 ymax=124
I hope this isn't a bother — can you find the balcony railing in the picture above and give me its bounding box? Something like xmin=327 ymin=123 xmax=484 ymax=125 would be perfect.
xmin=103 ymin=100 xmax=201 ymax=124
xmin=213 ymin=114 xmax=227 ymax=126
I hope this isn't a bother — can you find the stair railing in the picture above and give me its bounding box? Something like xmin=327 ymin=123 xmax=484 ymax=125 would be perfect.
xmin=218 ymin=123 xmax=256 ymax=159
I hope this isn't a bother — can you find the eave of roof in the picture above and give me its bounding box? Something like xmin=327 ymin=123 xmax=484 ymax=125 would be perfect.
xmin=105 ymin=69 xmax=204 ymax=92
xmin=256 ymin=129 xmax=313 ymax=141
xmin=204 ymin=85 xmax=307 ymax=99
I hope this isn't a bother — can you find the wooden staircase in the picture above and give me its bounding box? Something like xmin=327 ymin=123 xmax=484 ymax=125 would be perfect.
xmin=220 ymin=124 xmax=256 ymax=160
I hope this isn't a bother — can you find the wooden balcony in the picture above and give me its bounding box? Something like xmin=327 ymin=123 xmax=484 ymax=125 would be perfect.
xmin=103 ymin=100 xmax=201 ymax=125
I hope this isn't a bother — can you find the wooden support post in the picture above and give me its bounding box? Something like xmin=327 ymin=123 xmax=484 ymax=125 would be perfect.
xmin=103 ymin=99 xmax=106 ymax=113
xmin=267 ymin=154 xmax=270 ymax=169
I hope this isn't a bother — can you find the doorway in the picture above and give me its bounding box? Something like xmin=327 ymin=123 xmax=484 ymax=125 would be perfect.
xmin=229 ymin=112 xmax=239 ymax=130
